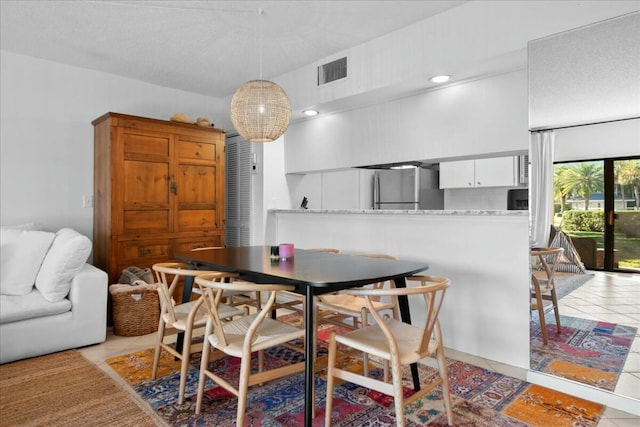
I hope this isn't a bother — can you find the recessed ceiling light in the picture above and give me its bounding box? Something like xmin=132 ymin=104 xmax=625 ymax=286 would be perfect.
xmin=302 ymin=109 xmax=319 ymax=116
xmin=430 ymin=75 xmax=451 ymax=83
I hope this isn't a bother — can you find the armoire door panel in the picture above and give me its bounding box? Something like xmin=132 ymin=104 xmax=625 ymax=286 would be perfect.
xmin=123 ymin=210 xmax=171 ymax=233
xmin=123 ymin=132 xmax=171 ymax=158
xmin=177 ymin=164 xmax=217 ymax=204
xmin=177 ymin=210 xmax=217 ymax=232
xmin=123 ymin=160 xmax=170 ymax=206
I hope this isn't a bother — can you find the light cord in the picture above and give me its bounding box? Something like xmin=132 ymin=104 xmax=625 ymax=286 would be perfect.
xmin=258 ymin=8 xmax=263 ymax=80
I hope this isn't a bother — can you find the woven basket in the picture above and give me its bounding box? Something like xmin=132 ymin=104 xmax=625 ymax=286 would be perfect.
xmin=109 ymin=284 xmax=160 ymax=336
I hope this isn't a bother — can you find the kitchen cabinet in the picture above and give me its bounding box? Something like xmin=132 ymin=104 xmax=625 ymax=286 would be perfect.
xmin=440 ymin=157 xmax=518 ymax=189
xmin=92 ymin=112 xmax=226 ymax=286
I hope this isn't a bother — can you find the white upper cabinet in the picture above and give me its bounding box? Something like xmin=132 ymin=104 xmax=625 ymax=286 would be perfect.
xmin=440 ymin=157 xmax=518 ymax=189
xmin=439 ymin=159 xmax=475 ymax=188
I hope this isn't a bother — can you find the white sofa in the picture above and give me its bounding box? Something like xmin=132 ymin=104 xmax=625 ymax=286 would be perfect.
xmin=0 ymin=226 xmax=108 ymax=364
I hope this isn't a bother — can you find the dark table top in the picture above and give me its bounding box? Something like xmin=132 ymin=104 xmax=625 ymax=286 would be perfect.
xmin=176 ymin=246 xmax=428 ymax=294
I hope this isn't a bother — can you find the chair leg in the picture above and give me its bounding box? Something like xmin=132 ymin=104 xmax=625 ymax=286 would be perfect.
xmin=151 ymin=319 xmax=165 ymax=379
xmin=550 ymin=288 xmax=562 ymax=333
xmin=533 ymin=283 xmax=548 ymax=345
xmin=361 ymin=307 xmax=369 ymax=377
xmin=390 ymin=355 xmax=405 ymax=427
xmin=178 ymin=327 xmax=192 ymax=405
xmin=436 ymin=347 xmax=454 ymax=425
xmin=324 ymin=332 xmax=338 ymax=427
xmin=236 ymin=349 xmax=253 ymax=427
xmin=196 ymin=327 xmax=212 ymax=415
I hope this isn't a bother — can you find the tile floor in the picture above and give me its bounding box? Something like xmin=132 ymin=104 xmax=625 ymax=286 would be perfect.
xmin=555 ymin=270 xmax=640 ymax=427
xmin=80 ymin=270 xmax=640 ymax=426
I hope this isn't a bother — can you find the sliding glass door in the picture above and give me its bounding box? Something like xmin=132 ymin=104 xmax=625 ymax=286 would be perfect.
xmin=609 ymin=159 xmax=640 ymax=271
xmin=553 ymin=157 xmax=639 ymax=272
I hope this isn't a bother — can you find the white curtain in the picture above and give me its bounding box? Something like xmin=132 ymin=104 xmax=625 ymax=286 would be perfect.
xmin=529 ymin=131 xmax=555 ymax=247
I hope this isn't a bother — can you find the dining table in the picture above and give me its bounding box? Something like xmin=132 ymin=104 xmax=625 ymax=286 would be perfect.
xmin=176 ymin=245 xmax=429 ymax=427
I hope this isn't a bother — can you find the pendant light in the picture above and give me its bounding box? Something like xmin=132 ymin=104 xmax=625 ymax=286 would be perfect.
xmin=230 ymin=8 xmax=291 ymax=142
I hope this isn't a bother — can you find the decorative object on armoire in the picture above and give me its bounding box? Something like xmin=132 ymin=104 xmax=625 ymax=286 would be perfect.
xmin=230 ymin=8 xmax=291 ymax=142
xmin=196 ymin=117 xmax=213 ymax=127
xmin=92 ymin=113 xmax=226 ymax=288
xmin=169 ymin=112 xmax=192 ymax=123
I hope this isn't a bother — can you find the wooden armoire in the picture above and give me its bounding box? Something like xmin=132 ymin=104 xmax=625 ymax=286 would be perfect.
xmin=92 ymin=112 xmax=226 ymax=286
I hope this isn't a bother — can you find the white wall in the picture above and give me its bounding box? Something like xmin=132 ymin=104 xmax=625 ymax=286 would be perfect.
xmin=0 ymin=51 xmax=227 ymax=238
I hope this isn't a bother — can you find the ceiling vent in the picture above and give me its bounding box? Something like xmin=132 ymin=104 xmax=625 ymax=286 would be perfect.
xmin=318 ymin=57 xmax=347 ymax=85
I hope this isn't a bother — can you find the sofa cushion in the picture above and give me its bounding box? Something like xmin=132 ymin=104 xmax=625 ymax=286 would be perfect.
xmin=35 ymin=228 xmax=92 ymax=303
xmin=0 ymin=288 xmax=72 ymax=323
xmin=0 ymin=228 xmax=55 ymax=296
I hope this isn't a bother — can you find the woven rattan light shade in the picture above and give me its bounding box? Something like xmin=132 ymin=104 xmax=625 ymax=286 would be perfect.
xmin=230 ymin=79 xmax=291 ymax=142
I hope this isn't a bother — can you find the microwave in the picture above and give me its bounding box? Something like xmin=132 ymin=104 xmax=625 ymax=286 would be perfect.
xmin=507 ymin=188 xmax=528 ymax=210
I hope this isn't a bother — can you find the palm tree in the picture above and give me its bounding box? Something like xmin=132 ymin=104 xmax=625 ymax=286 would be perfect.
xmin=553 ymin=165 xmax=571 ymax=214
xmin=562 ymin=162 xmax=604 ymax=210
xmin=617 ymin=160 xmax=640 ymax=208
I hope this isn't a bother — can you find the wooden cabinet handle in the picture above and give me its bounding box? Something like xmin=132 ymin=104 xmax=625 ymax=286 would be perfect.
xmin=138 ymin=247 xmax=151 ymax=256
xmin=170 ymin=181 xmax=177 ymax=195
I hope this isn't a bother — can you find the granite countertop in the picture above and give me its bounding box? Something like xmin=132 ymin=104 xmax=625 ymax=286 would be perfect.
xmin=271 ymin=209 xmax=528 ymax=216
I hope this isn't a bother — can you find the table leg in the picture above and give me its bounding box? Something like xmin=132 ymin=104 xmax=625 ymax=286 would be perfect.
xmin=304 ymin=286 xmax=314 ymax=427
xmin=175 ymin=275 xmax=195 ymax=354
xmin=394 ymin=277 xmax=421 ymax=391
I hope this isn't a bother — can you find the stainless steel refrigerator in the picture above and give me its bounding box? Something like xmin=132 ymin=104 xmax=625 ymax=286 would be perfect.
xmin=373 ymin=167 xmax=444 ymax=210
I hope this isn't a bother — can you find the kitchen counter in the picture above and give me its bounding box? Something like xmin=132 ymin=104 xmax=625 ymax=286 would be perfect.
xmin=268 ymin=208 xmax=530 ymax=369
xmin=271 ymin=208 xmax=528 ymax=216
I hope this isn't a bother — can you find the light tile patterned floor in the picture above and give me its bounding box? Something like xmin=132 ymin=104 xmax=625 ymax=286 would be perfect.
xmin=557 ymin=271 xmax=640 ymax=401
xmin=80 ymin=271 xmax=640 ymax=426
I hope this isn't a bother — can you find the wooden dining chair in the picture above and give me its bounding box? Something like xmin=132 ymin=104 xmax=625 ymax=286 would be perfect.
xmin=316 ymin=253 xmax=399 ymax=375
xmin=190 ymin=246 xmax=263 ymax=312
xmin=150 ymin=263 xmax=245 ymax=405
xmin=194 ymin=273 xmax=305 ymax=426
xmin=324 ymin=275 xmax=453 ymax=427
xmin=531 ymin=247 xmax=564 ymax=345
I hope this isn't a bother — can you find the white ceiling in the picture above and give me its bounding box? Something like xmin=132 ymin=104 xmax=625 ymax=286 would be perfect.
xmin=0 ymin=0 xmax=468 ymax=99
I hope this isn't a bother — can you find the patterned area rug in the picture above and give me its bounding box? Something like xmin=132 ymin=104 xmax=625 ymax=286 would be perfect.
xmin=530 ymin=314 xmax=636 ymax=391
xmin=107 ymin=318 xmax=606 ymax=427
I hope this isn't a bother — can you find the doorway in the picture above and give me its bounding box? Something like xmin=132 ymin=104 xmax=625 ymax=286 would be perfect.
xmin=553 ymin=157 xmax=640 ymax=272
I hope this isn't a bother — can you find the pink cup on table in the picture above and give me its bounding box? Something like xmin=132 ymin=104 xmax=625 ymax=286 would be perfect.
xmin=279 ymin=243 xmax=294 ymax=260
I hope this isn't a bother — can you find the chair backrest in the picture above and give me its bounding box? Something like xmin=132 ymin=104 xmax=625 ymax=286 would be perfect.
xmin=354 ymin=254 xmax=397 ymax=297
xmin=152 ymin=262 xmax=238 ymax=325
xmin=307 ymin=248 xmax=340 ymax=253
xmin=345 ymin=275 xmax=449 ymax=357
xmin=194 ymin=273 xmax=296 ymax=349
xmin=531 ymin=247 xmax=564 ymax=288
